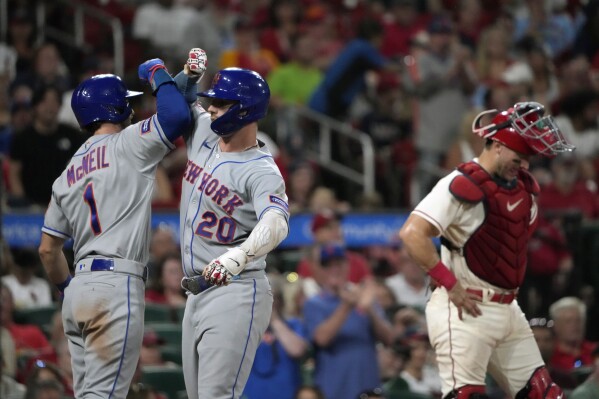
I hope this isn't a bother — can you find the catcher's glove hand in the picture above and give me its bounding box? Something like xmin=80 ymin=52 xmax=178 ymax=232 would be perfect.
xmin=186 ymin=48 xmax=207 ymax=78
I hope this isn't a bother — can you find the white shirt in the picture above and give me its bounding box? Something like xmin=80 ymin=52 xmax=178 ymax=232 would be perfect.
xmin=385 ymin=274 xmax=429 ymax=309
xmin=2 ymin=275 xmax=53 ymax=310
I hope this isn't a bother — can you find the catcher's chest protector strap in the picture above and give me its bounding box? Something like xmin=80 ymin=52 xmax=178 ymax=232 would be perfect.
xmin=445 ymin=162 xmax=536 ymax=289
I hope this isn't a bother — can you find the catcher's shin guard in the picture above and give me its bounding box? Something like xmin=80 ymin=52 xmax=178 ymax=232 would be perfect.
xmin=444 ymin=385 xmax=489 ymax=399
xmin=515 ymin=366 xmax=564 ymax=399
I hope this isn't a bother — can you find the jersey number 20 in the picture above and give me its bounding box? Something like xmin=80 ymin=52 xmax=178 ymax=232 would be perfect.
xmin=83 ymin=183 xmax=102 ymax=235
xmin=195 ymin=211 xmax=236 ymax=242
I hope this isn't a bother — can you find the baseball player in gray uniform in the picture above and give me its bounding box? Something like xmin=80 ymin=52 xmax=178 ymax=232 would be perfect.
xmin=38 ymin=59 xmax=191 ymax=398
xmin=174 ymin=49 xmax=290 ymax=399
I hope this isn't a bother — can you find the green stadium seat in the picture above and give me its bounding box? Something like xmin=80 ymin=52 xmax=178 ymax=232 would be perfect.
xmin=146 ymin=323 xmax=182 ymax=348
xmin=141 ymin=365 xmax=186 ymax=399
xmin=13 ymin=304 xmax=57 ymax=327
xmin=174 ymin=305 xmax=186 ymax=322
xmin=160 ymin=345 xmax=182 ymax=365
xmin=144 ymin=303 xmax=174 ymax=323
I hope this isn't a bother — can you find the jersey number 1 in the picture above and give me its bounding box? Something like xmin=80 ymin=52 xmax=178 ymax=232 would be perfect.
xmin=83 ymin=183 xmax=102 ymax=235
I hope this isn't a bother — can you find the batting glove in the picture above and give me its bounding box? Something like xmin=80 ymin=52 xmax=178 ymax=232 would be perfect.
xmin=186 ymin=48 xmax=208 ymax=79
xmin=138 ymin=58 xmax=173 ymax=94
xmin=202 ymin=247 xmax=249 ymax=286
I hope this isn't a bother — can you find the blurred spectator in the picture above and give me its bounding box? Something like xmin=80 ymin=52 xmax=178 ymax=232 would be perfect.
xmin=0 ymin=372 xmax=25 ymax=399
xmin=146 ymin=225 xmax=179 ymax=282
xmin=145 ymin=253 xmax=186 ymax=307
xmin=377 ymin=341 xmax=406 ymax=385
xmin=13 ymin=42 xmax=72 ymax=95
xmin=53 ymin=340 xmax=73 ymax=396
xmin=570 ymin=346 xmax=599 ymax=399
xmin=131 ymin=0 xmax=221 ymax=68
xmin=512 ymin=0 xmax=580 ymax=59
xmin=523 ymin=216 xmax=574 ymax=317
xmin=308 ymin=187 xmax=351 ymax=214
xmin=399 ymin=332 xmax=442 ymax=397
xmin=356 ymin=71 xmax=408 ymax=206
xmin=529 ymin=317 xmax=578 ymax=389
xmin=7 ymin=10 xmax=35 ymax=76
xmin=444 ymin=108 xmax=487 ymax=170
xmin=2 ymin=248 xmax=53 ymax=310
xmin=218 ymin=17 xmax=280 ymax=79
xmin=558 ymin=54 xmax=593 ymax=100
xmin=25 ymin=359 xmax=73 ymax=397
xmin=549 ymin=297 xmax=598 ymax=372
xmin=372 ymin=279 xmax=398 ymax=318
xmin=384 ymin=247 xmax=429 ymax=310
xmin=308 ymin=18 xmax=392 ymax=120
xmin=404 ymin=16 xmax=476 ymax=205
xmin=356 ymin=387 xmax=385 ymax=399
xmin=139 ymin=329 xmax=173 ymax=368
xmin=23 ymin=379 xmax=63 ymax=399
xmin=390 ymin=306 xmax=426 ymax=342
xmin=1 ymin=326 xmax=18 ymax=379
xmin=538 ymin=155 xmax=599 ymax=220
xmin=301 ymin=3 xmax=344 ymax=71
xmin=380 ymin=0 xmax=429 ymax=59
xmin=259 ymin=0 xmax=302 ymax=63
xmin=516 ymin=36 xmax=560 ymax=106
xmin=267 ymin=34 xmax=323 ymax=109
xmin=475 ymin=24 xmax=514 ymax=86
xmin=554 ymin=90 xmax=599 ymax=161
xmin=296 ymin=210 xmax=371 ymax=295
xmin=294 ymin=385 xmax=326 ymax=399
xmin=243 ymin=273 xmax=309 ymax=399
xmin=127 ymin=382 xmax=164 ymax=399
xmin=303 ymin=244 xmax=393 ymax=399
xmin=8 ymin=85 xmax=85 ymax=208
xmin=287 ymin=161 xmax=318 ymax=214
xmin=0 ymin=284 xmax=55 ymax=375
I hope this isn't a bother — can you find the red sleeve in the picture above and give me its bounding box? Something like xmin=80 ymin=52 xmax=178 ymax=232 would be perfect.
xmin=347 ymin=252 xmax=372 ymax=283
xmin=145 ymin=290 xmax=167 ymax=304
xmin=296 ymin=258 xmax=313 ymax=278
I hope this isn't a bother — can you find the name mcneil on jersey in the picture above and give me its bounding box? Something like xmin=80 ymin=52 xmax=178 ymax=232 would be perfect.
xmin=67 ymin=145 xmax=110 ymax=187
xmin=183 ymin=159 xmax=244 ymax=216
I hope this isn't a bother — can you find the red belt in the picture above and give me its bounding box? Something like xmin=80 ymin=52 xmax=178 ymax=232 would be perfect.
xmin=466 ymin=288 xmax=517 ymax=304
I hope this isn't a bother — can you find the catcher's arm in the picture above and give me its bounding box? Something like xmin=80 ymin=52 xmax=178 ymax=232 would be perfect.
xmin=203 ymin=209 xmax=289 ymax=285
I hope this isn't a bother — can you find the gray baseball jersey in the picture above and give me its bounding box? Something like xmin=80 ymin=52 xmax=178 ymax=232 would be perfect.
xmin=42 ymin=115 xmax=175 ymax=398
xmin=180 ymin=103 xmax=288 ymax=399
xmin=180 ymin=103 xmax=289 ymax=276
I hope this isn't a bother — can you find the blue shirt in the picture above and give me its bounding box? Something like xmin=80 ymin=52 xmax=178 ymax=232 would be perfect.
xmin=303 ymin=291 xmax=382 ymax=399
xmin=242 ymin=318 xmax=306 ymax=399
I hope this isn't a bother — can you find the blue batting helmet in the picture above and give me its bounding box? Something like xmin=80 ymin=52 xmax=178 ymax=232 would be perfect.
xmin=71 ymin=74 xmax=142 ymax=127
xmin=198 ymin=68 xmax=270 ymax=136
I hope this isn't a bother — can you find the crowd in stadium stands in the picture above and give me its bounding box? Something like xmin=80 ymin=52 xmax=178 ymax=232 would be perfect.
xmin=2 ymin=0 xmax=599 ymax=398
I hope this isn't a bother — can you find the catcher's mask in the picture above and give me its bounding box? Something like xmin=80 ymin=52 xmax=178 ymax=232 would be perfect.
xmin=472 ymin=101 xmax=575 ymax=158
xmin=71 ymin=74 xmax=142 ymax=128
xmin=198 ymin=68 xmax=270 ymax=137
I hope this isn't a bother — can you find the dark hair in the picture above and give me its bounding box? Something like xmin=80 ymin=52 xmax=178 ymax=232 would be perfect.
xmin=31 ymin=84 xmax=62 ymax=108
xmin=356 ymin=19 xmax=383 ymax=41
xmin=147 ymin=252 xmax=183 ymax=294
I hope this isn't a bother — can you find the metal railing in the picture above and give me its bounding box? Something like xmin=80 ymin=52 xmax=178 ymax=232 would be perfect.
xmin=1 ymin=0 xmax=124 ymax=76
xmin=275 ymin=105 xmax=376 ymax=196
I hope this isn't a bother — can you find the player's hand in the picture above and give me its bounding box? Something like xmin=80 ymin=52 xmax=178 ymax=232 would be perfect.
xmin=447 ymin=282 xmax=482 ymax=320
xmin=186 ymin=48 xmax=207 ymax=78
xmin=202 ymin=260 xmax=233 ymax=286
xmin=138 ymin=58 xmax=167 ymax=83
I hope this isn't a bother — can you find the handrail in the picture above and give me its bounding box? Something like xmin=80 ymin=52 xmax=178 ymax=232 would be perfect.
xmin=34 ymin=0 xmax=124 ymax=76
xmin=276 ymin=105 xmax=376 ymax=195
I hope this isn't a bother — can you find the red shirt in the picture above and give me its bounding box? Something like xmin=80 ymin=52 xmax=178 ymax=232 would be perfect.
xmin=539 ymin=183 xmax=599 ymax=219
xmin=8 ymin=323 xmax=53 ymax=355
xmin=297 ymin=251 xmax=372 ymax=283
xmin=550 ymin=340 xmax=598 ymax=371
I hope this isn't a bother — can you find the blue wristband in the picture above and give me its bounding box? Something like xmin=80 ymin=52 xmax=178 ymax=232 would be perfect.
xmin=151 ymin=68 xmax=174 ymax=94
xmin=56 ymin=275 xmax=72 ymax=293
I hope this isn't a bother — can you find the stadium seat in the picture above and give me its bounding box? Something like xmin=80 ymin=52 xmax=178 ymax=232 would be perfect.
xmin=144 ymin=303 xmax=174 ymax=323
xmin=146 ymin=323 xmax=182 ymax=348
xmin=140 ymin=365 xmax=185 ymax=399
xmin=160 ymin=345 xmax=183 ymax=365
xmin=13 ymin=304 xmax=57 ymax=327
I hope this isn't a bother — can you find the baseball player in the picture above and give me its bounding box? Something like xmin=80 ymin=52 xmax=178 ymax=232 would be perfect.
xmin=173 ymin=49 xmax=290 ymax=399
xmin=399 ymin=102 xmax=574 ymax=399
xmin=38 ymin=60 xmax=191 ymax=398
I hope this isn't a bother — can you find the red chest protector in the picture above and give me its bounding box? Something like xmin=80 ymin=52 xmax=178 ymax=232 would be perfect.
xmin=447 ymin=161 xmax=540 ymax=289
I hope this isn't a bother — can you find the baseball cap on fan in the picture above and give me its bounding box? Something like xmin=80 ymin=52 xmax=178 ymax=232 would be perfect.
xmin=319 ymin=243 xmax=346 ymax=266
xmin=311 ymin=209 xmax=342 ymax=234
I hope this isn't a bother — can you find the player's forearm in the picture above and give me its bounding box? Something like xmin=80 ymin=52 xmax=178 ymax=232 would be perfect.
xmin=239 ymin=209 xmax=289 ymax=260
xmin=38 ymin=234 xmax=71 ymax=286
xmin=399 ymin=223 xmax=440 ymax=271
xmin=155 ymin=75 xmax=192 ymax=141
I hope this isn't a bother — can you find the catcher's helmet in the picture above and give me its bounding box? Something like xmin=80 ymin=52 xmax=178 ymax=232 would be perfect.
xmin=198 ymin=68 xmax=270 ymax=136
xmin=71 ymin=74 xmax=142 ymax=127
xmin=472 ymin=101 xmax=574 ymax=157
